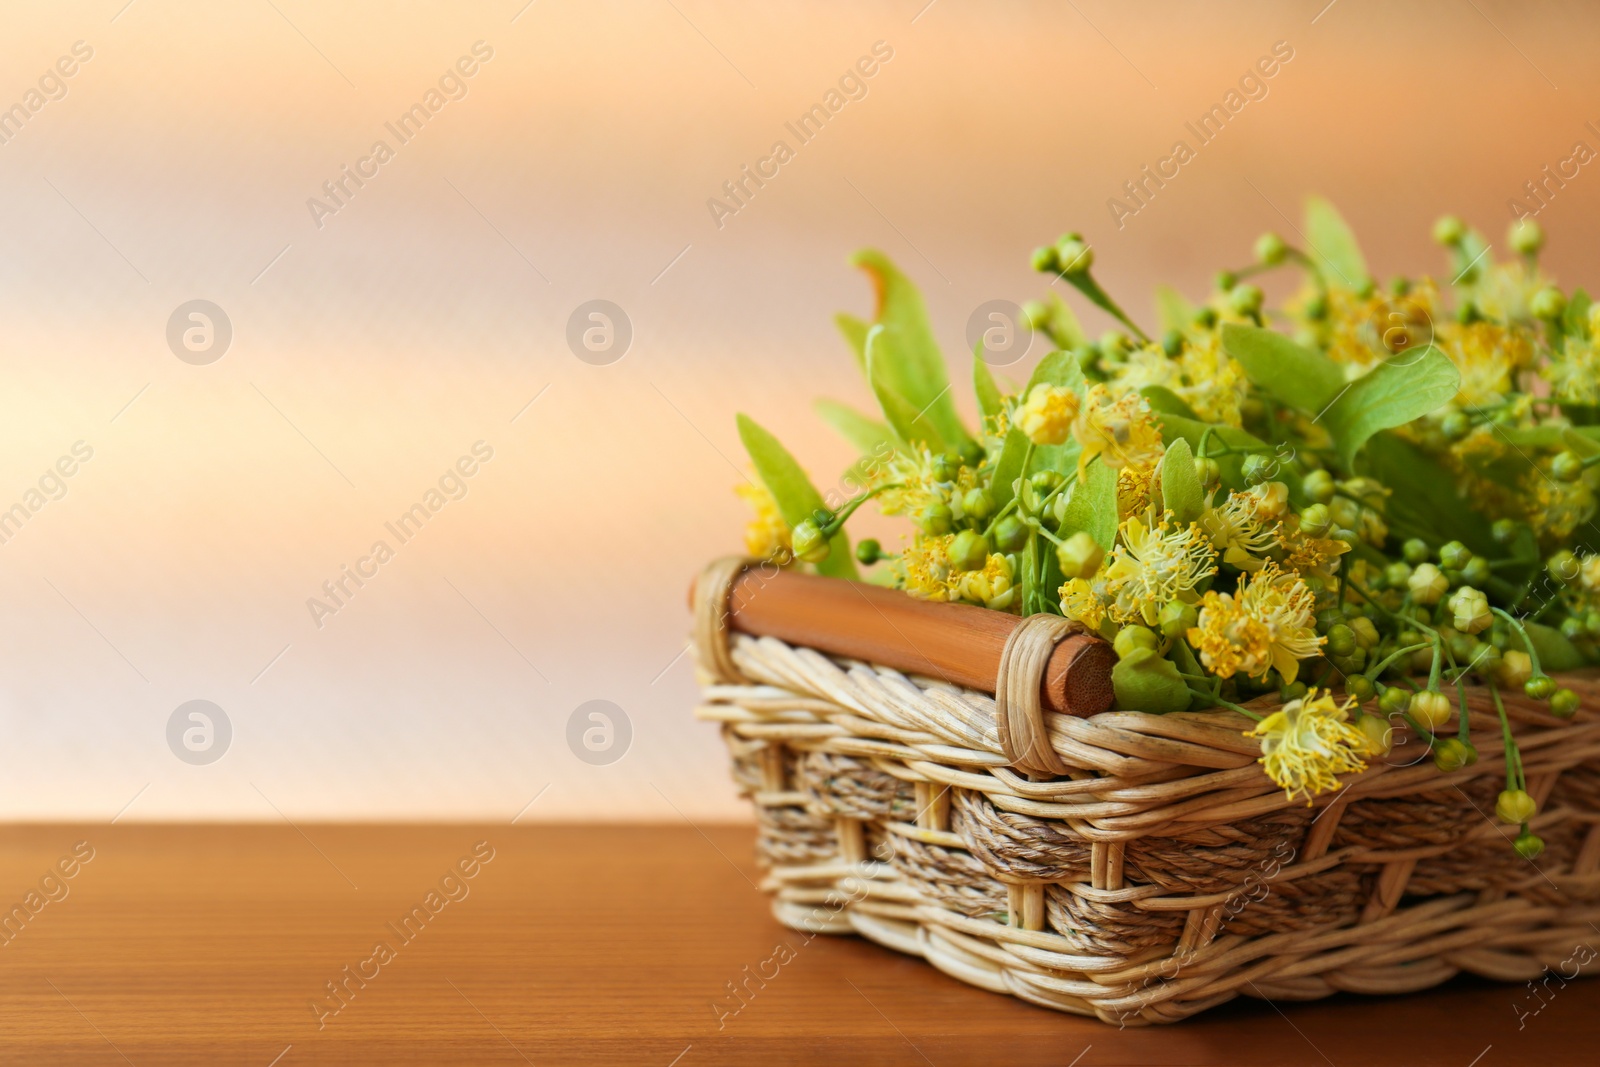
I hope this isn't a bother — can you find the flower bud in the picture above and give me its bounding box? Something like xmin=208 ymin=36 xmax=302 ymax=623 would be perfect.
xmin=1551 ymin=687 xmax=1581 ymax=718
xmin=1056 ymin=531 xmax=1104 ymax=579
xmin=1438 ymin=540 xmax=1472 ymax=570
xmin=1401 ymin=538 xmax=1430 ymax=565
xmin=1158 ymin=599 xmax=1197 ymax=639
xmin=1193 ymin=306 xmax=1218 ymax=328
xmin=1302 ymin=469 xmax=1335 ymax=504
xmin=1215 ymin=270 xmax=1237 ymax=292
xmin=1530 ymin=286 xmax=1566 ymax=321
xmin=1113 ymin=625 xmax=1160 ymax=659
xmin=1055 ymin=237 xmax=1093 ymax=275
xmin=948 ymin=530 xmax=990 ymax=573
xmin=1030 ymin=245 xmax=1058 ymax=273
xmin=1498 ymin=650 xmax=1533 ymax=688
xmin=1412 ymin=690 xmax=1452 ymax=729
xmin=916 ymin=503 xmax=953 ymax=536
xmin=1509 ymin=217 xmax=1544 ymax=256
xmin=962 ymin=488 xmax=996 ymax=522
xmin=1241 ymin=454 xmax=1273 ymax=486
xmin=1383 ymin=561 xmax=1413 ymax=589
xmin=1346 ymin=674 xmax=1375 ymax=703
xmin=1491 ymin=518 xmax=1520 ymax=545
xmin=1448 ymin=587 xmax=1492 ymax=634
xmin=993 ymin=514 xmax=1027 ymax=553
xmin=1254 ymin=232 xmax=1288 ymax=266
xmin=1378 ymin=685 xmax=1412 ymax=717
xmin=1228 ymin=284 xmax=1264 ymax=316
xmin=1552 ymin=451 xmax=1584 ymax=482
xmin=1496 ymin=788 xmax=1537 ymax=825
xmin=1326 ymin=624 xmax=1357 ymax=657
xmin=1548 ymin=549 xmax=1581 ymax=585
xmin=855 ymin=538 xmax=883 ymax=565
xmin=1409 ymin=563 xmax=1448 ymax=605
xmin=1303 ymin=292 xmax=1328 ymax=321
xmin=1524 ymin=675 xmax=1556 ymax=701
xmin=1432 ymin=215 xmax=1465 ymax=246
xmin=1300 ymin=503 xmax=1332 ymax=536
xmin=1357 ymin=713 xmax=1392 ymax=757
xmin=791 ymin=519 xmax=830 ymax=564
xmin=1432 ymin=737 xmax=1473 ymax=772
xmin=1515 ymin=831 xmax=1545 ymax=859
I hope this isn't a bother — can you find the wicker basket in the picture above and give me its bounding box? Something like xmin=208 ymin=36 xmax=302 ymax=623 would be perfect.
xmin=692 ymin=557 xmax=1600 ymax=1025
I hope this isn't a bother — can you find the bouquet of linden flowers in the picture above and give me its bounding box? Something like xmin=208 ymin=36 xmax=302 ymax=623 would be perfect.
xmin=734 ymin=197 xmax=1599 ymax=858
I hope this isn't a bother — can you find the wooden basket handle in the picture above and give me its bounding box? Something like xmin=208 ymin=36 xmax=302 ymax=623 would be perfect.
xmin=690 ymin=559 xmax=1115 ymax=719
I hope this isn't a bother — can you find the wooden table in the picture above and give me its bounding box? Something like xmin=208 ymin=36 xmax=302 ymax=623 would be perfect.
xmin=1 ymin=825 xmax=1594 ymax=1065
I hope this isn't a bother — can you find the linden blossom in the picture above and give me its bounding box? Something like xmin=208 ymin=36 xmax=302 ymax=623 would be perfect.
xmin=305 ymin=41 xmax=495 ymax=229
xmin=306 ymin=441 xmax=494 ymax=628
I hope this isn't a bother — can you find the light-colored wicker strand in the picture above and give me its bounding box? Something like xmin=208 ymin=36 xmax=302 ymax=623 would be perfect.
xmin=702 ymin=625 xmax=1600 ymax=1025
xmin=692 ymin=555 xmax=752 ymax=685
xmin=995 ymin=614 xmax=1079 ymax=777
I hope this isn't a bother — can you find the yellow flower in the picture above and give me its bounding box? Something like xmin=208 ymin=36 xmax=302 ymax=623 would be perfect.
xmin=1176 ymin=334 xmax=1248 ymax=428
xmin=1445 ymin=322 xmax=1526 ymax=407
xmin=1188 ymin=563 xmax=1322 ymax=683
xmin=955 ymin=553 xmax=1018 ymax=612
xmin=1188 ymin=588 xmax=1271 ymax=681
xmin=1072 ymin=384 xmax=1164 ymax=483
xmin=899 ymin=534 xmax=954 ymax=601
xmin=1247 ymin=689 xmax=1369 ymax=804
xmin=1581 ymin=553 xmax=1600 ymax=592
xmin=1017 ymin=384 xmax=1079 ymax=446
xmin=1243 ymin=481 xmax=1290 ymax=521
xmin=735 ymin=482 xmax=791 ymax=562
xmin=1102 ymin=514 xmax=1218 ymax=626
xmin=1200 ymin=487 xmax=1280 ymax=570
xmin=1278 ymin=515 xmax=1349 ymax=583
xmin=1060 ymin=577 xmax=1109 ymax=630
xmin=1117 ymin=461 xmax=1158 ymax=519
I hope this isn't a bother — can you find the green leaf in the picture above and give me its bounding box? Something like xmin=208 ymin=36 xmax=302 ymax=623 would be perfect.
xmin=1358 ymin=432 xmax=1496 ymax=554
xmin=835 ymin=313 xmax=869 ymax=375
xmin=866 ymin=326 xmax=950 ymax=452
xmin=850 ymin=250 xmax=970 ymax=447
xmin=1154 ymin=285 xmax=1195 ymax=334
xmin=1322 ymin=344 xmax=1460 ymax=467
xmin=1220 ymin=323 xmax=1345 ymax=413
xmin=1060 ymin=460 xmax=1119 ymax=552
xmin=1155 ymin=412 xmax=1275 ymax=493
xmin=1525 ymin=622 xmax=1586 ymax=673
xmin=973 ymin=348 xmax=1004 ymax=423
xmin=1111 ymin=649 xmax=1192 ymax=714
xmin=814 ymin=399 xmax=893 ymax=456
xmin=1304 ymin=195 xmax=1371 ymax=292
xmin=1159 ymin=438 xmax=1204 ymax=524
xmin=1566 ymin=288 xmax=1592 ymax=339
xmin=736 ymin=414 xmax=858 ymax=580
xmin=1139 ymin=385 xmax=1198 ymax=420
xmin=991 ymin=351 xmax=1086 ymax=509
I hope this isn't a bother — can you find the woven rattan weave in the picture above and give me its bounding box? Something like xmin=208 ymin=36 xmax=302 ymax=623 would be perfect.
xmin=693 ymin=559 xmax=1600 ymax=1024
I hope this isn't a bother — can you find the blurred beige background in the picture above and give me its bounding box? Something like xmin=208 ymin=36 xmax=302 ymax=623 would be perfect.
xmin=2 ymin=0 xmax=1598 ymax=821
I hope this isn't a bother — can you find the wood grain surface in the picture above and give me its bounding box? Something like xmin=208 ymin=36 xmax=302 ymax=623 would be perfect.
xmin=716 ymin=566 xmax=1116 ymax=716
xmin=0 ymin=824 xmax=1594 ymax=1065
